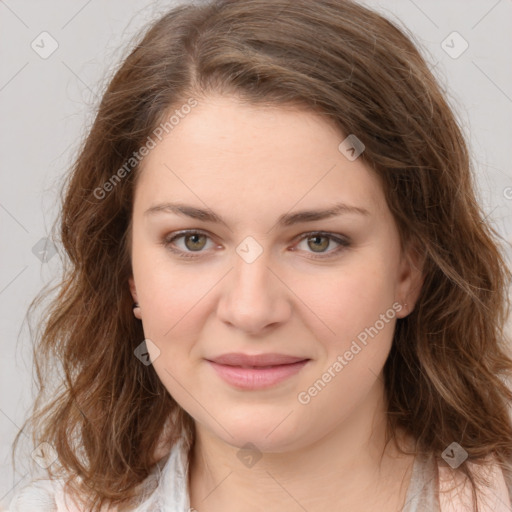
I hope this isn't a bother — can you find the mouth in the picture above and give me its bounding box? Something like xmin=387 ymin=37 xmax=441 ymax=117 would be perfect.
xmin=206 ymin=353 xmax=310 ymax=390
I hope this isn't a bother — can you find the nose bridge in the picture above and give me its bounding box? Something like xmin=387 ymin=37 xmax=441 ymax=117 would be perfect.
xmin=233 ymin=249 xmax=272 ymax=296
xmin=232 ymin=234 xmax=274 ymax=294
xmin=217 ymin=239 xmax=289 ymax=333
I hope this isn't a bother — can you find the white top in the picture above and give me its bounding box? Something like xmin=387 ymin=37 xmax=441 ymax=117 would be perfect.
xmin=8 ymin=438 xmax=191 ymax=512
xmin=7 ymin=438 xmax=512 ymax=511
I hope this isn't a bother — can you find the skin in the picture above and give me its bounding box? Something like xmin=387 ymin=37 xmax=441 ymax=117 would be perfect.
xmin=128 ymin=94 xmax=424 ymax=511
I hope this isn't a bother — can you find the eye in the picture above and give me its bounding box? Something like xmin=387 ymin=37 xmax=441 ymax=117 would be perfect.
xmin=161 ymin=230 xmax=351 ymax=260
xmin=162 ymin=230 xmax=216 ymax=259
xmin=293 ymin=231 xmax=351 ymax=260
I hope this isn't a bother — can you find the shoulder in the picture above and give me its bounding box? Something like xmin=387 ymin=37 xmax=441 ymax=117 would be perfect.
xmin=7 ymin=437 xmax=188 ymax=511
xmin=7 ymin=477 xmax=115 ymax=512
xmin=8 ymin=477 xmax=61 ymax=511
xmin=438 ymin=455 xmax=512 ymax=512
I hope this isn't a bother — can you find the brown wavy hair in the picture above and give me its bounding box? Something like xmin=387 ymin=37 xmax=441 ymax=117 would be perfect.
xmin=13 ymin=0 xmax=512 ymax=510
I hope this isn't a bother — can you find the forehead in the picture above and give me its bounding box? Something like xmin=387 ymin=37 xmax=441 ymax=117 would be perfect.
xmin=133 ymin=95 xmax=385 ymax=218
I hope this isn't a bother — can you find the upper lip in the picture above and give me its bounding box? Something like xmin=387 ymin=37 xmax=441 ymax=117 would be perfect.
xmin=207 ymin=353 xmax=309 ymax=367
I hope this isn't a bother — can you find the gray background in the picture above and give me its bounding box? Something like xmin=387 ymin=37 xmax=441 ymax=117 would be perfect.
xmin=1 ymin=0 xmax=511 ymax=506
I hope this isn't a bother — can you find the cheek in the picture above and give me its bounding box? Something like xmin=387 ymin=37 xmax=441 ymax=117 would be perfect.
xmin=293 ymin=266 xmax=398 ymax=423
xmin=291 ymin=255 xmax=398 ymax=347
xmin=134 ymin=250 xmax=217 ymax=336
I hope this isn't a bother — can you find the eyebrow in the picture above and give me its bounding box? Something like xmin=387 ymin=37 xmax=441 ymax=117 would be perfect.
xmin=144 ymin=201 xmax=370 ymax=227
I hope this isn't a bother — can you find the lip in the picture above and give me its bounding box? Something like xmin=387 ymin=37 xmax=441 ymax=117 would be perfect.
xmin=206 ymin=353 xmax=310 ymax=390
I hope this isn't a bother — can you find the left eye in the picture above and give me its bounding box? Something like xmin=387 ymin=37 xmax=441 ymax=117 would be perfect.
xmin=293 ymin=232 xmax=350 ymax=258
xmin=162 ymin=230 xmax=350 ymax=259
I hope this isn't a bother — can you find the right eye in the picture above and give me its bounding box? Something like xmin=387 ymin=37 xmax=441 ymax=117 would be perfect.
xmin=162 ymin=230 xmax=217 ymax=259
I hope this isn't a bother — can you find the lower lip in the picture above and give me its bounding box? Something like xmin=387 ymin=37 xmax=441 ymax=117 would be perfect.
xmin=207 ymin=360 xmax=309 ymax=390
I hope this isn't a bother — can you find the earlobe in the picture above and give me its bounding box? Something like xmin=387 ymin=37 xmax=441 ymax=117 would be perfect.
xmin=128 ymin=276 xmax=142 ymax=320
xmin=132 ymin=302 xmax=142 ymax=320
xmin=396 ymin=241 xmax=425 ymax=318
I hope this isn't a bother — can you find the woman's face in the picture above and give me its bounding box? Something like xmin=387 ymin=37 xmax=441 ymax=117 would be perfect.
xmin=129 ymin=94 xmax=422 ymax=453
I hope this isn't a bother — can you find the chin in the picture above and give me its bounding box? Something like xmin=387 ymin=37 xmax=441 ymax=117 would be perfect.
xmin=202 ymin=414 xmax=308 ymax=454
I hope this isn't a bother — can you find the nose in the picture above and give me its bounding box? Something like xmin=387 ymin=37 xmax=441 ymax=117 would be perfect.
xmin=216 ymin=250 xmax=292 ymax=336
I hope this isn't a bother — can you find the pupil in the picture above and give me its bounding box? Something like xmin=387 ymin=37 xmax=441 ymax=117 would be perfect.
xmin=309 ymin=236 xmax=328 ymax=252
xmin=187 ymin=234 xmax=205 ymax=251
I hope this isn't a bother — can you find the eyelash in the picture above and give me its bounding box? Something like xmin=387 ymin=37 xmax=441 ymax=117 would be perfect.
xmin=161 ymin=230 xmax=351 ymax=260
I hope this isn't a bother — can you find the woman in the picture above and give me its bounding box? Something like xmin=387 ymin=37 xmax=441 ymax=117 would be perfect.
xmin=8 ymin=0 xmax=512 ymax=510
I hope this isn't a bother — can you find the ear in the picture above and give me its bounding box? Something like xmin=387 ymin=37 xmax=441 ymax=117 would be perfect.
xmin=129 ymin=276 xmax=138 ymax=302
xmin=129 ymin=276 xmax=142 ymax=320
xmin=394 ymin=239 xmax=425 ymax=319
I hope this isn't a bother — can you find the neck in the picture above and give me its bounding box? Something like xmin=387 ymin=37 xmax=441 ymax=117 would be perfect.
xmin=187 ymin=378 xmax=416 ymax=512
